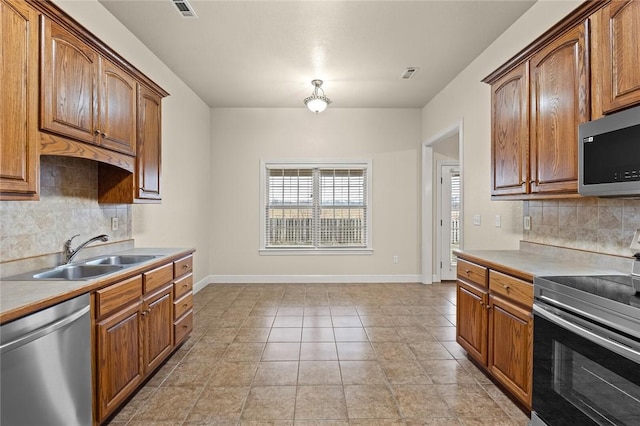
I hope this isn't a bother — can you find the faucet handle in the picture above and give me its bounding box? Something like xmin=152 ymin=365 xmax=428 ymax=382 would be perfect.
xmin=66 ymin=234 xmax=81 ymax=245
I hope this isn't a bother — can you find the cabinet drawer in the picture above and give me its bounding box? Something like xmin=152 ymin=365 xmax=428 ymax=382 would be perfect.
xmin=174 ymin=273 xmax=193 ymax=300
xmin=174 ymin=311 xmax=193 ymax=345
xmin=489 ymin=270 xmax=533 ymax=308
xmin=174 ymin=293 xmax=193 ymax=320
xmin=143 ymin=263 xmax=173 ymax=294
xmin=95 ymin=275 xmax=142 ymax=318
xmin=457 ymin=259 xmax=488 ymax=288
xmin=174 ymin=255 xmax=193 ymax=278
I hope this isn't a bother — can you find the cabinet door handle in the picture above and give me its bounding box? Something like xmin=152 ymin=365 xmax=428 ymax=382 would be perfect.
xmin=94 ymin=129 xmax=101 ymax=135
xmin=101 ymin=132 xmax=107 ymax=138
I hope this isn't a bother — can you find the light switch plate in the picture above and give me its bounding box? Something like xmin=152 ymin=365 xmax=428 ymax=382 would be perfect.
xmin=473 ymin=214 xmax=481 ymax=226
xmin=495 ymin=215 xmax=501 ymax=228
xmin=524 ymin=216 xmax=531 ymax=231
xmin=631 ymin=229 xmax=640 ymax=251
xmin=111 ymin=217 xmax=119 ymax=231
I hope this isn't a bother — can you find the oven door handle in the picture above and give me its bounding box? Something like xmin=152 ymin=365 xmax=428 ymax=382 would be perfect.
xmin=533 ymin=303 xmax=640 ymax=364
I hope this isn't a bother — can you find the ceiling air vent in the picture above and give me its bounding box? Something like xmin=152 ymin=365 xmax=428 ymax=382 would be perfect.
xmin=400 ymin=67 xmax=419 ymax=80
xmin=172 ymin=0 xmax=197 ymax=18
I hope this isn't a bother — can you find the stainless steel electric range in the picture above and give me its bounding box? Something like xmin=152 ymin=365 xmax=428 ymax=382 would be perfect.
xmin=531 ymin=260 xmax=640 ymax=426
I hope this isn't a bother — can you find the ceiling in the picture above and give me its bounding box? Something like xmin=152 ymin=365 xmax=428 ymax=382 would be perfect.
xmin=99 ymin=0 xmax=536 ymax=109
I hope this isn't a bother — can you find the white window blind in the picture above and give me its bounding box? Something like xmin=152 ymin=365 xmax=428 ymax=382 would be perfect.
xmin=263 ymin=162 xmax=370 ymax=251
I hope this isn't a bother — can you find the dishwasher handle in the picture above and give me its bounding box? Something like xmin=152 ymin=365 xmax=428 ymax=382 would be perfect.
xmin=0 ymin=305 xmax=90 ymax=354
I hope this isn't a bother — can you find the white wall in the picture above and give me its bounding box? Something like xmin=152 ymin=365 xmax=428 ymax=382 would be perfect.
xmin=54 ymin=0 xmax=212 ymax=284
xmin=210 ymin=108 xmax=422 ymax=282
xmin=421 ymin=0 xmax=582 ymax=251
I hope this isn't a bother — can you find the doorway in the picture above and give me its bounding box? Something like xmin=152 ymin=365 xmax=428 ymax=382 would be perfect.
xmin=421 ymin=119 xmax=463 ymax=284
xmin=438 ymin=163 xmax=460 ymax=281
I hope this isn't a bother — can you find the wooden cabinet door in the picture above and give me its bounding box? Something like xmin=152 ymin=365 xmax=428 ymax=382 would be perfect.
xmin=41 ymin=17 xmax=98 ymax=145
xmin=488 ymin=294 xmax=533 ymax=409
xmin=529 ymin=22 xmax=589 ymax=195
xmin=143 ymin=284 xmax=173 ymax=373
xmin=0 ymin=0 xmax=39 ymax=199
xmin=98 ymin=58 xmax=137 ymax=155
xmin=137 ymin=85 xmax=163 ymax=200
xmin=96 ymin=301 xmax=143 ymax=422
xmin=599 ymin=0 xmax=640 ymax=114
xmin=490 ymin=63 xmax=530 ymax=197
xmin=456 ymin=280 xmax=488 ymax=366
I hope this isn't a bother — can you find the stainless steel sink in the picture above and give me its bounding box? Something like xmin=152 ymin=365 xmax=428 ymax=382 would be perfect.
xmin=32 ymin=264 xmax=123 ymax=280
xmin=3 ymin=253 xmax=164 ymax=281
xmin=84 ymin=255 xmax=159 ymax=266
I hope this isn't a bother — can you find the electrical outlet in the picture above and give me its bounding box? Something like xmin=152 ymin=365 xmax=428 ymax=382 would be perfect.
xmin=631 ymin=229 xmax=640 ymax=251
xmin=111 ymin=217 xmax=118 ymax=231
xmin=473 ymin=214 xmax=481 ymax=226
xmin=393 ymin=255 xmax=399 ymax=264
xmin=524 ymin=216 xmax=531 ymax=231
xmin=495 ymin=215 xmax=501 ymax=228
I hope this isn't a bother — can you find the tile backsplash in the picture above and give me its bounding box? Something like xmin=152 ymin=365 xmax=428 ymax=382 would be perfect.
xmin=0 ymin=156 xmax=131 ymax=263
xmin=524 ymin=198 xmax=640 ymax=257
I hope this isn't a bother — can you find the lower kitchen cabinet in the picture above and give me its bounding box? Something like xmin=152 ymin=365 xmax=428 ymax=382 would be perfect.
xmin=488 ymin=293 xmax=533 ymax=406
xmin=142 ymin=283 xmax=173 ymax=373
xmin=95 ymin=276 xmax=144 ymax=421
xmin=173 ymin=254 xmax=194 ymax=346
xmin=455 ymin=258 xmax=533 ymax=410
xmin=93 ymin=253 xmax=194 ymax=425
xmin=456 ymin=280 xmax=488 ymax=365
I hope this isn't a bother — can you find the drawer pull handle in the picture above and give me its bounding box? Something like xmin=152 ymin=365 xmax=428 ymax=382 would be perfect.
xmin=182 ymin=325 xmax=188 ymax=329
xmin=182 ymin=264 xmax=189 ymax=269
xmin=465 ymin=269 xmax=471 ymax=274
xmin=182 ymin=284 xmax=188 ymax=288
xmin=502 ymin=284 xmax=510 ymax=290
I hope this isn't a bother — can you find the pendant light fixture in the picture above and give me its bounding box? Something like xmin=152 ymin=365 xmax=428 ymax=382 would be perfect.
xmin=304 ymin=79 xmax=331 ymax=114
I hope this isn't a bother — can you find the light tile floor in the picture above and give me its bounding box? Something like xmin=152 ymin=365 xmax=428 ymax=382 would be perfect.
xmin=106 ymin=282 xmax=530 ymax=425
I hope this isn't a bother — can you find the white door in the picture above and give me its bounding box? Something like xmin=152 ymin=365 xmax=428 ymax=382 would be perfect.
xmin=440 ymin=164 xmax=460 ymax=281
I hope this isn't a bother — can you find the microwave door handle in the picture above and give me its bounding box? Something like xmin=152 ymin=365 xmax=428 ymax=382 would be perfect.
xmin=533 ymin=303 xmax=640 ymax=364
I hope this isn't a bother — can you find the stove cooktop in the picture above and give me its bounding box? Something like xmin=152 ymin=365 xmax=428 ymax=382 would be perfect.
xmin=538 ymin=274 xmax=640 ymax=308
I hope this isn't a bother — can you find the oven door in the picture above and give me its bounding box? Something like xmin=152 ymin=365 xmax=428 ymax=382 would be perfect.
xmin=532 ymin=302 xmax=640 ymax=425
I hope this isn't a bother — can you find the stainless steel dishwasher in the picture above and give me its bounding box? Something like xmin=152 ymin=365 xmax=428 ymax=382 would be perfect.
xmin=1 ymin=294 xmax=92 ymax=425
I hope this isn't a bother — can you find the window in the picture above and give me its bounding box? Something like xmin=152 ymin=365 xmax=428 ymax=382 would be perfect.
xmin=261 ymin=160 xmax=372 ymax=253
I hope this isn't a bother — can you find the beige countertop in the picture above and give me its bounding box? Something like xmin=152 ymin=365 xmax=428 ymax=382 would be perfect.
xmin=454 ymin=249 xmax=629 ymax=282
xmin=0 ymin=247 xmax=194 ymax=324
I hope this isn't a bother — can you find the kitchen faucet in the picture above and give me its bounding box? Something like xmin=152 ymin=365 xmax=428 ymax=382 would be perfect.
xmin=64 ymin=234 xmax=109 ymax=264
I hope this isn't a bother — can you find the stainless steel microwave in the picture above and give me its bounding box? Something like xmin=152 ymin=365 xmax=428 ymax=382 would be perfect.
xmin=578 ymin=104 xmax=640 ymax=197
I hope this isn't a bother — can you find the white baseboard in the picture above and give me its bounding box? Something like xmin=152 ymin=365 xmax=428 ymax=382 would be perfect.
xmin=193 ymin=275 xmax=213 ymax=294
xmin=205 ymin=274 xmax=423 ymax=284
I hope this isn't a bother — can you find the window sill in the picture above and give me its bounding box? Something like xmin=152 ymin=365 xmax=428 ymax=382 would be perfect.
xmin=259 ymin=248 xmax=374 ymax=256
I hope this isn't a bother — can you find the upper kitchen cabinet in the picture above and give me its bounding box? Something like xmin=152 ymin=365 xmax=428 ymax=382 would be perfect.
xmin=136 ymin=85 xmax=163 ymax=200
xmin=0 ymin=0 xmax=39 ymax=200
xmin=1 ymin=0 xmax=169 ymax=202
xmin=484 ymin=1 xmax=609 ymax=200
xmin=529 ymin=22 xmax=589 ymax=195
xmin=98 ymin=84 xmax=164 ymax=203
xmin=490 ymin=63 xmax=530 ymax=197
xmin=591 ymin=0 xmax=640 ymax=117
xmin=41 ymin=17 xmax=137 ymax=156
